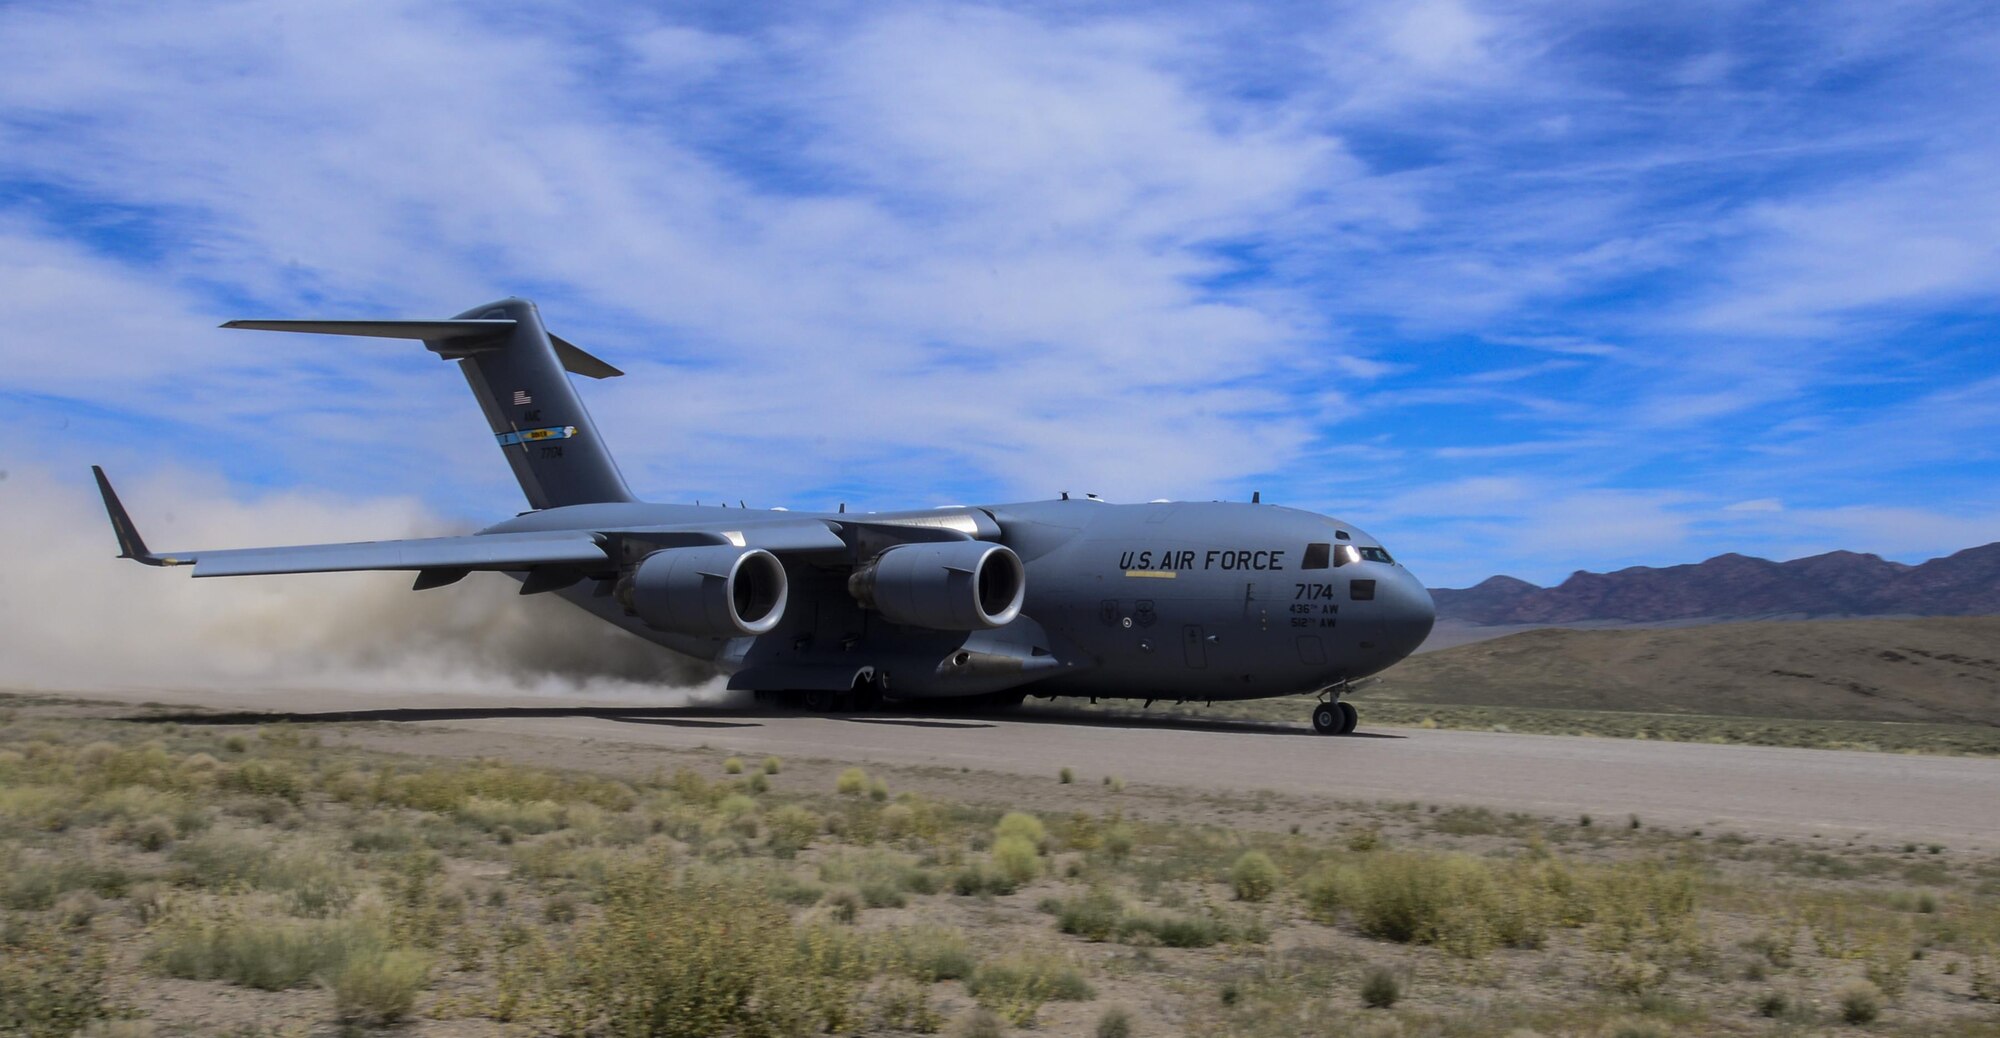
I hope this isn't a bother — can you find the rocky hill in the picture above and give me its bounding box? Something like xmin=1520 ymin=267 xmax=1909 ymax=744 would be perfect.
xmin=1431 ymin=543 xmax=2000 ymax=625
xmin=1373 ymin=616 xmax=2000 ymax=724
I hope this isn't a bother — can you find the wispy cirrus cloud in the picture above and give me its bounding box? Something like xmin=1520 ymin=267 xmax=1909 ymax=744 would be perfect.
xmin=0 ymin=0 xmax=1995 ymax=600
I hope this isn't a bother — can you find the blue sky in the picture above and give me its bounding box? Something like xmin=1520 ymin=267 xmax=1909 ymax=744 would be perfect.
xmin=3 ymin=0 xmax=1997 ymax=588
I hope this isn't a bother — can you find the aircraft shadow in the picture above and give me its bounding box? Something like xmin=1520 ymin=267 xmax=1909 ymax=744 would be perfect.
xmin=113 ymin=702 xmax=1403 ymax=740
xmin=913 ymin=703 xmax=1408 ymax=739
xmin=838 ymin=717 xmax=998 ymax=730
xmin=117 ymin=705 xmax=764 ymax=728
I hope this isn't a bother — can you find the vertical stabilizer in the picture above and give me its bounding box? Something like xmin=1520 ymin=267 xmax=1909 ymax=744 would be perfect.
xmin=444 ymin=298 xmax=634 ymax=510
xmin=222 ymin=298 xmax=635 ymax=510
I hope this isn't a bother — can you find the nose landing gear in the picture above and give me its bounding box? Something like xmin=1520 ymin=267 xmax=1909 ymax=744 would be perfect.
xmin=1312 ymin=697 xmax=1359 ymax=735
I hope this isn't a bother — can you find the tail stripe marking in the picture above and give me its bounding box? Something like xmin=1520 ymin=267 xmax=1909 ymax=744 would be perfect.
xmin=495 ymin=426 xmax=579 ymax=447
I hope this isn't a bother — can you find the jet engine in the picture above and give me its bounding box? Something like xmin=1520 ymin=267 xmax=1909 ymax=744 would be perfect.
xmin=847 ymin=541 xmax=1025 ymax=630
xmin=617 ymin=546 xmax=788 ymax=637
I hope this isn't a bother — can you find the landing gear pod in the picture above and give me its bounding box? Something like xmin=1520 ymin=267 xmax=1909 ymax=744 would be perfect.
xmin=848 ymin=542 xmax=1025 ymax=630
xmin=618 ymin=546 xmax=788 ymax=637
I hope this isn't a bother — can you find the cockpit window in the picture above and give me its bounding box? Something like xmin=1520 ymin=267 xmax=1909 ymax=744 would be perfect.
xmin=1302 ymin=542 xmax=1330 ymax=570
xmin=1358 ymin=546 xmax=1394 ymax=564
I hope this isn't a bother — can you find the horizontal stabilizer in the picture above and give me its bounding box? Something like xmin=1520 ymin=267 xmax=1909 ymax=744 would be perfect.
xmin=222 ymin=319 xmax=623 ymax=378
xmin=221 ymin=319 xmax=514 ymax=341
xmin=548 ymin=334 xmax=623 ymax=378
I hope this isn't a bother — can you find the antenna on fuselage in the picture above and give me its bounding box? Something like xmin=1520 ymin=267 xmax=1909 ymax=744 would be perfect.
xmin=1252 ymin=490 xmax=1261 ymax=503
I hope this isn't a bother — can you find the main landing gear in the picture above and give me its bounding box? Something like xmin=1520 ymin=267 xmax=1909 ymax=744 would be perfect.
xmin=1312 ymin=698 xmax=1359 ymax=736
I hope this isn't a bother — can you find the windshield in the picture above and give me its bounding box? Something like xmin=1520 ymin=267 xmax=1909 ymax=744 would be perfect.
xmin=1358 ymin=546 xmax=1394 ymax=564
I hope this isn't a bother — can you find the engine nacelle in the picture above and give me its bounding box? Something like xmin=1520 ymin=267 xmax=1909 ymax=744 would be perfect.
xmin=847 ymin=541 xmax=1025 ymax=630
xmin=617 ymin=546 xmax=788 ymax=638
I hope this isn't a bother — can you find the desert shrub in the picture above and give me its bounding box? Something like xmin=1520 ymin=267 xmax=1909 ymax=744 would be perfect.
xmin=457 ymin=796 xmax=565 ymax=835
xmin=1344 ymin=853 xmax=1491 ymax=949
xmin=0 ymin=925 xmax=111 ymax=1036
xmin=543 ymin=894 xmax=579 ymax=924
xmin=717 ymin=794 xmax=760 ymax=833
xmin=1305 ymin=850 xmax=1686 ymax=958
xmin=860 ymin=879 xmax=907 ymax=909
xmin=1360 ymin=966 xmax=1400 ymax=1008
xmin=329 ymin=948 xmax=429 ymax=1025
xmin=723 ymin=757 xmax=744 ymax=774
xmin=225 ymin=759 xmax=308 ymax=802
xmin=992 ymin=835 xmax=1043 ymax=887
xmin=149 ymin=910 xmax=386 ymax=991
xmin=966 ymin=952 xmax=1095 ymax=1025
xmin=1120 ymin=910 xmax=1232 ymax=948
xmin=1301 ymin=865 xmax=1347 ymax=923
xmin=1056 ymin=889 xmax=1125 ymax=941
xmin=762 ymin=755 xmax=783 ymax=775
xmin=822 ymin=888 xmax=863 ymax=923
xmin=954 ymin=1007 xmax=1005 ymax=1038
xmin=995 ymin=812 xmax=1047 ymax=850
xmin=1839 ymin=980 xmax=1882 ymax=1024
xmin=1095 ymin=1005 xmax=1134 ymax=1038
xmin=766 ymin=804 xmax=821 ymax=857
xmin=746 ymin=771 xmax=769 ymax=794
xmin=953 ymin=861 xmax=1014 ymax=897
xmin=1346 ymin=827 xmax=1383 ymax=852
xmin=1586 ymin=863 xmax=1699 ymax=949
xmin=879 ymin=803 xmax=916 ymax=840
xmin=528 ymin=868 xmax=856 ymax=1037
xmin=1231 ymin=851 xmax=1279 ymax=902
xmin=54 ymin=891 xmax=101 ymax=930
xmin=167 ymin=831 xmax=275 ymax=889
xmin=869 ymin=778 xmax=891 ymax=802
xmin=1059 ymin=767 xmax=1075 ymax=784
xmin=1103 ymin=825 xmax=1135 ymax=861
xmin=1756 ymin=991 xmax=1790 ymax=1018
xmin=380 ymin=760 xmax=636 ymax=815
xmin=836 ymin=768 xmax=869 ymax=796
xmin=0 ymin=785 xmax=85 ymax=833
xmin=126 ymin=883 xmax=167 ymax=925
xmin=1 ymin=858 xmax=129 ymax=910
xmin=123 ymin=816 xmax=176 ymax=852
xmin=873 ymin=976 xmax=943 ymax=1033
xmin=891 ymin=926 xmax=977 ymax=981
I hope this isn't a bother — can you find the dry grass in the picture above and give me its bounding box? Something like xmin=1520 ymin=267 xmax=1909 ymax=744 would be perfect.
xmin=4 ymin=692 xmax=1999 ymax=1037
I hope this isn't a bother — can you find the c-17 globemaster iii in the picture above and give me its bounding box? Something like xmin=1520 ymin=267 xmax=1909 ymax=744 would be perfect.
xmin=93 ymin=298 xmax=1434 ymax=734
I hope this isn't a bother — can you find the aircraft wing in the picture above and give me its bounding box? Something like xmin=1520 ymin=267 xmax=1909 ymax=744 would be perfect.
xmin=92 ymin=466 xmax=611 ymax=578
xmin=176 ymin=531 xmax=611 ymax=577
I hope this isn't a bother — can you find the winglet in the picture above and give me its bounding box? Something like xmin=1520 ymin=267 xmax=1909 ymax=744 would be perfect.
xmin=90 ymin=466 xmax=180 ymax=567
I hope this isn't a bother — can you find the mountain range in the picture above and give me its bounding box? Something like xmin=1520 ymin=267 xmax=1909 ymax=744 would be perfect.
xmin=1430 ymin=542 xmax=2000 ymax=625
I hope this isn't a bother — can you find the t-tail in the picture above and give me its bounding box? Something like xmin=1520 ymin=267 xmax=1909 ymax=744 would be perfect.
xmin=223 ymin=298 xmax=634 ymax=510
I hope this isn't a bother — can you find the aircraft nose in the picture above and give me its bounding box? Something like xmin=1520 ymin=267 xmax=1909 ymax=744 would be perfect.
xmin=1378 ymin=569 xmax=1436 ymax=659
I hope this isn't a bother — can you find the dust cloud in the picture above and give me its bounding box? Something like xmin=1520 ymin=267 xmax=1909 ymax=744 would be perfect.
xmin=0 ymin=464 xmax=720 ymax=700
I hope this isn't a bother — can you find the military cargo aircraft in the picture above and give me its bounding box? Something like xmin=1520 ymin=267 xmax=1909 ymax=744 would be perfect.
xmin=94 ymin=299 xmax=1433 ymax=734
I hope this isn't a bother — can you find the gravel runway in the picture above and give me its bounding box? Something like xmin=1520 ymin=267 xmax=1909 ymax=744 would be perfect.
xmin=58 ymin=684 xmax=2000 ymax=850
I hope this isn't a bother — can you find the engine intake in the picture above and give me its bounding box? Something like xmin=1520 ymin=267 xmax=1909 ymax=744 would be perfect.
xmin=848 ymin=541 xmax=1025 ymax=630
xmin=617 ymin=546 xmax=788 ymax=637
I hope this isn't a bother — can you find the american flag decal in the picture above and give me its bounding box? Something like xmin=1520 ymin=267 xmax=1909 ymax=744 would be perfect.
xmin=513 ymin=389 xmax=533 ymax=406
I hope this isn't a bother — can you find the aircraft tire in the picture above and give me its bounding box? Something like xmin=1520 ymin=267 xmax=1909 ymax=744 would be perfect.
xmin=1312 ymin=702 xmax=1340 ymax=735
xmin=802 ymin=690 xmax=835 ymax=713
xmin=1337 ymin=700 xmax=1359 ymax=735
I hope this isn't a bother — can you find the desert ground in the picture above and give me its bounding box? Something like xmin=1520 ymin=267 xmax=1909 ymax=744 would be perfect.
xmin=4 ymin=685 xmax=1998 ymax=1037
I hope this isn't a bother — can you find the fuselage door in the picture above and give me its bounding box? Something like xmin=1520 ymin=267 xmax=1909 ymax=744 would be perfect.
xmin=1182 ymin=624 xmax=1208 ymax=669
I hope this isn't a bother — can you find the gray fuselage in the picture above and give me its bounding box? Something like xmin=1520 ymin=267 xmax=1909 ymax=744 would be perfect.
xmin=488 ymin=496 xmax=1435 ymax=703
